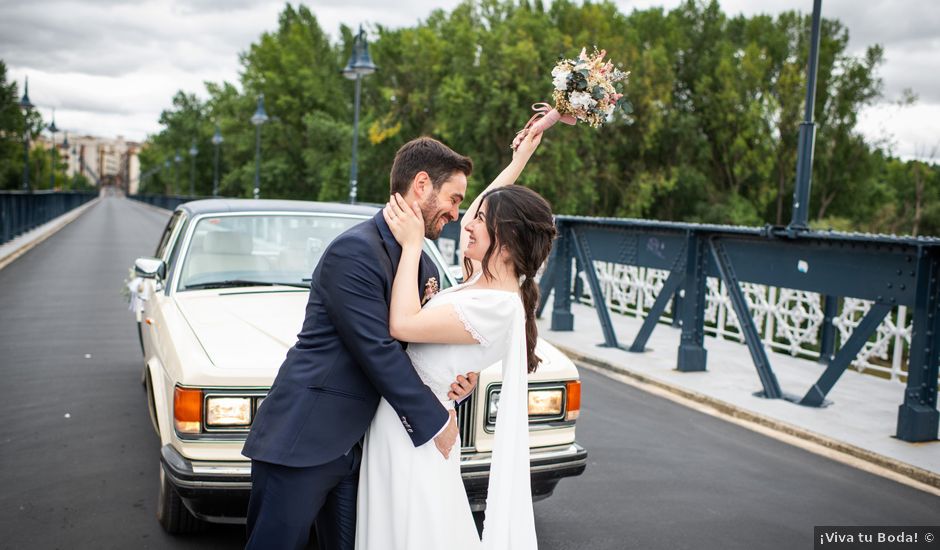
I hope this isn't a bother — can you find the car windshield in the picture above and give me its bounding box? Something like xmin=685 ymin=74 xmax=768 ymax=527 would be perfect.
xmin=178 ymin=214 xmax=362 ymax=291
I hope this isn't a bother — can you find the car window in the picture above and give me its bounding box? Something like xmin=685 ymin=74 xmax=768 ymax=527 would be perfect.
xmin=177 ymin=214 xmax=361 ymax=291
xmin=154 ymin=210 xmax=184 ymax=259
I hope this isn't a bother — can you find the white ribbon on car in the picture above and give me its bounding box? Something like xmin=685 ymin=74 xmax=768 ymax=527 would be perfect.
xmin=127 ymin=277 xmax=150 ymax=320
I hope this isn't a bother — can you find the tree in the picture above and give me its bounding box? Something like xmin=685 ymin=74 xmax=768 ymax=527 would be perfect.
xmin=137 ymin=0 xmax=937 ymax=236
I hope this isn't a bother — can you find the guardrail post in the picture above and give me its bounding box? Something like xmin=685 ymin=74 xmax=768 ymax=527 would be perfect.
xmin=677 ymin=231 xmax=708 ymax=372
xmin=818 ymin=295 xmax=838 ymax=363
xmin=550 ymin=220 xmax=574 ymax=331
xmin=896 ymin=248 xmax=940 ymax=442
xmin=671 ymin=288 xmax=682 ymax=327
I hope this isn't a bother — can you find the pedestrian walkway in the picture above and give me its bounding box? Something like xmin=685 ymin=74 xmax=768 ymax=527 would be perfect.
xmin=0 ymin=196 xmax=101 ymax=271
xmin=537 ymin=300 xmax=940 ymax=488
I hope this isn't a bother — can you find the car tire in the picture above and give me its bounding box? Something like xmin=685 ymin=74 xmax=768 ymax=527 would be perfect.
xmin=472 ymin=511 xmax=485 ymax=537
xmin=136 ymin=321 xmax=146 ymax=357
xmin=157 ymin=466 xmax=202 ymax=534
xmin=144 ymin=371 xmax=159 ymax=436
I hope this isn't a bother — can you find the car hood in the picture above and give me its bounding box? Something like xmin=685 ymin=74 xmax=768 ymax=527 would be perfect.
xmin=175 ymin=290 xmax=308 ymax=370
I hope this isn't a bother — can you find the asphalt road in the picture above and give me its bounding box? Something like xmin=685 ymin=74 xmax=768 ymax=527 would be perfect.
xmin=1 ymin=197 xmax=937 ymax=550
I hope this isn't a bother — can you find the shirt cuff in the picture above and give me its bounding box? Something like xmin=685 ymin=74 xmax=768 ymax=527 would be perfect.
xmin=433 ymin=418 xmax=450 ymax=439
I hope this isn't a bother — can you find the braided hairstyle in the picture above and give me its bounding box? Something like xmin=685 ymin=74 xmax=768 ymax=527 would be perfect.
xmin=462 ymin=186 xmax=557 ymax=372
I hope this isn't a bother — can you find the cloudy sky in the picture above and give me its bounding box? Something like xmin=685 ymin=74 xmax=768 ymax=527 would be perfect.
xmin=1 ymin=0 xmax=937 ymax=159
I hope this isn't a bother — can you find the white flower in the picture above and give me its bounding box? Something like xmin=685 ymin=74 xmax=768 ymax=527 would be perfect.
xmin=552 ymin=65 xmax=571 ymax=91
xmin=568 ymin=91 xmax=596 ymax=110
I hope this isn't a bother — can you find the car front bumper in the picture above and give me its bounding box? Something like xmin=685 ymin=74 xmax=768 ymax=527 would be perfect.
xmin=461 ymin=442 xmax=588 ymax=511
xmin=161 ymin=441 xmax=588 ymax=522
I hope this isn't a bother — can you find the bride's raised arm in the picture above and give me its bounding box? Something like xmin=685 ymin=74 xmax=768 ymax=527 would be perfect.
xmin=383 ymin=194 xmax=479 ymax=345
xmin=459 ymin=131 xmax=543 ymax=281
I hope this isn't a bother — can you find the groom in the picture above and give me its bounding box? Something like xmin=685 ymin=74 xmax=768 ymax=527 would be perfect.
xmin=242 ymin=137 xmax=476 ymax=550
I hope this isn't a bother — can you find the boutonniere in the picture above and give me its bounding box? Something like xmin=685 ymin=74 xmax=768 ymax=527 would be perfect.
xmin=422 ymin=277 xmax=439 ymax=306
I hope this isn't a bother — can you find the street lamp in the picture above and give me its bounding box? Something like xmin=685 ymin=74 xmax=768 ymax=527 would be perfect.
xmin=62 ymin=133 xmax=70 ymax=190
xmin=18 ymin=77 xmax=34 ymax=192
xmin=250 ymin=94 xmax=269 ymax=199
xmin=188 ymin=140 xmax=198 ymax=196
xmin=174 ymin=150 xmax=182 ymax=195
xmin=211 ymin=124 xmax=223 ymax=197
xmin=48 ymin=109 xmax=58 ymax=189
xmin=69 ymin=145 xmax=78 ymax=190
xmin=342 ymin=25 xmax=378 ymax=204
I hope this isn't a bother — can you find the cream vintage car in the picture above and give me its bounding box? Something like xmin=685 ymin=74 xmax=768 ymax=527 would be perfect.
xmin=131 ymin=198 xmax=587 ymax=534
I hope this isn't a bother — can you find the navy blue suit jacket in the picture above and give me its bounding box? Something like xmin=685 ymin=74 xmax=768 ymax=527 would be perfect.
xmin=242 ymin=212 xmax=449 ymax=468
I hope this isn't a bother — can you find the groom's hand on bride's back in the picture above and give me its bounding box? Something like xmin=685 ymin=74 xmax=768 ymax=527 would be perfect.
xmin=434 ymin=410 xmax=459 ymax=459
xmin=447 ymin=372 xmax=478 ymax=402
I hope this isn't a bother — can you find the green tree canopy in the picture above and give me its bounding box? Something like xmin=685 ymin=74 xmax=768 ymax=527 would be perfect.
xmin=134 ymin=0 xmax=938 ymax=236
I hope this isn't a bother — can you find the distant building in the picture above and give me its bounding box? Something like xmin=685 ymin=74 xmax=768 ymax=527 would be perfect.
xmin=36 ymin=134 xmax=141 ymax=194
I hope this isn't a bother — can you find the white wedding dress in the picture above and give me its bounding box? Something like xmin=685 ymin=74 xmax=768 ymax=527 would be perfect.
xmin=355 ymin=273 xmax=537 ymax=550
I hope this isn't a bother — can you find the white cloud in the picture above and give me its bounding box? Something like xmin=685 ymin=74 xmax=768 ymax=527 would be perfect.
xmin=858 ymin=101 xmax=940 ymax=161
xmin=1 ymin=0 xmax=937 ymax=157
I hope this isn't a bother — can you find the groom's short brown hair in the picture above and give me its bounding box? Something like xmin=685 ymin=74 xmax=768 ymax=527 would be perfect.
xmin=390 ymin=137 xmax=473 ymax=196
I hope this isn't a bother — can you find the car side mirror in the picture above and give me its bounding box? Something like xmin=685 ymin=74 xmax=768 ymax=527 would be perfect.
xmin=135 ymin=257 xmax=167 ymax=280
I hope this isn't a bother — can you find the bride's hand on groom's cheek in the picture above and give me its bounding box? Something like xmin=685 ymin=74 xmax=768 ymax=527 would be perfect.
xmin=384 ymin=193 xmax=425 ymax=248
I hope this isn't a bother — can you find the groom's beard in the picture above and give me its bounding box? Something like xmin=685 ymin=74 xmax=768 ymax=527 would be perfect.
xmin=421 ymin=194 xmax=451 ymax=240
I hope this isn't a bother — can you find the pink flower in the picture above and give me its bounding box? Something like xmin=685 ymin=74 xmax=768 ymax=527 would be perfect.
xmin=422 ymin=277 xmax=439 ymax=305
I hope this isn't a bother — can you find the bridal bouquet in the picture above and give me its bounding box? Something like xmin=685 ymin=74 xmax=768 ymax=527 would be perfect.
xmin=512 ymin=47 xmax=630 ymax=149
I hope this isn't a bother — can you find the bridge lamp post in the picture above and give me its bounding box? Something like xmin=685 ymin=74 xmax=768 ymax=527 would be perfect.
xmin=342 ymin=25 xmax=377 ymax=204
xmin=62 ymin=133 xmax=70 ymax=190
xmin=173 ymin=151 xmax=182 ymax=195
xmin=211 ymin=125 xmax=223 ymax=197
xmin=18 ymin=78 xmax=34 ymax=192
xmin=48 ymin=110 xmax=58 ymax=190
xmin=250 ymin=94 xmax=269 ymax=200
xmin=163 ymin=159 xmax=171 ymax=195
xmin=188 ymin=141 xmax=198 ymax=197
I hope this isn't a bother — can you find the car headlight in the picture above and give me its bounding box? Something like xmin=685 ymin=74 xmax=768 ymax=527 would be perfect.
xmin=528 ymin=389 xmax=564 ymax=416
xmin=487 ymin=391 xmax=501 ymax=423
xmin=486 ymin=386 xmax=569 ymax=424
xmin=206 ymin=397 xmax=252 ymax=427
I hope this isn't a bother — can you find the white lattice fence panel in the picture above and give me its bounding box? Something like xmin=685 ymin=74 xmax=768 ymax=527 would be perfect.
xmin=567 ymin=259 xmax=915 ymax=384
xmin=833 ymin=299 xmax=912 ymax=380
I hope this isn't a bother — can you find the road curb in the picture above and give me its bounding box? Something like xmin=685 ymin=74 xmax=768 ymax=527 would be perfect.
xmin=549 ymin=341 xmax=940 ymax=492
xmin=0 ymin=197 xmax=102 ymax=272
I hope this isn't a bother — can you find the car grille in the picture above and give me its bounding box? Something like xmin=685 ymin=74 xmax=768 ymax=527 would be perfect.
xmin=456 ymin=392 xmax=476 ymax=450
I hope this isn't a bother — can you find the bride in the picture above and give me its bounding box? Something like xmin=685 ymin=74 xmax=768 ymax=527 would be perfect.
xmin=355 ymin=131 xmax=557 ymax=550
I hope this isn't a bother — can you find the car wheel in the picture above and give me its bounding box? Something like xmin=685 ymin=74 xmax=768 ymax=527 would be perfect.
xmin=136 ymin=321 xmax=146 ymax=357
xmin=144 ymin=371 xmax=160 ymax=436
xmin=472 ymin=511 xmax=485 ymax=537
xmin=157 ymin=466 xmax=202 ymax=534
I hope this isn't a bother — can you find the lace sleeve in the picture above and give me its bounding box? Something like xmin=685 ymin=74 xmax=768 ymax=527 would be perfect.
xmin=454 ymin=302 xmax=489 ymax=346
xmin=451 ymin=292 xmax=519 ymax=347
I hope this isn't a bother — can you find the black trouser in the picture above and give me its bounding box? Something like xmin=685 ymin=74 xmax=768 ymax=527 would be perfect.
xmin=246 ymin=448 xmax=361 ymax=550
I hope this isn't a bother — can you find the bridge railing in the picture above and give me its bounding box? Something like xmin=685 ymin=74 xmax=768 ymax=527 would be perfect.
xmin=1 ymin=191 xmax=98 ymax=246
xmin=571 ymin=263 xmax=913 ymax=382
xmin=128 ymin=194 xmax=199 ymax=211
xmin=537 ymin=216 xmax=940 ymax=443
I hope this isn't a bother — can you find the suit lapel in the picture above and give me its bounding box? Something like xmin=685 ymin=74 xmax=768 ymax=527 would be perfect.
xmin=373 ymin=211 xmax=440 ymax=293
xmin=374 ymin=211 xmax=402 ymax=277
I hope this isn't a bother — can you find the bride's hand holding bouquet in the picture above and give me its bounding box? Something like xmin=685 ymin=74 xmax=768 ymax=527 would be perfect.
xmin=512 ymin=47 xmax=630 ymax=149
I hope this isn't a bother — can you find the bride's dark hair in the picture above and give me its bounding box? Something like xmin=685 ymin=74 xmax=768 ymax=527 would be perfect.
xmin=462 ymin=186 xmax=557 ymax=373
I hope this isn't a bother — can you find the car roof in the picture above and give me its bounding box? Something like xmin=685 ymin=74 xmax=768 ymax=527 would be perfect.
xmin=176 ymin=198 xmax=380 ymax=217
